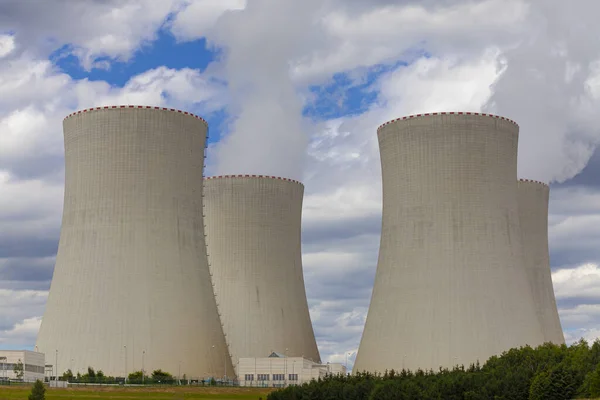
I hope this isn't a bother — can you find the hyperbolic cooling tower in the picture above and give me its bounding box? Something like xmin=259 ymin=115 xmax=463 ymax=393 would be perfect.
xmin=354 ymin=112 xmax=545 ymax=373
xmin=36 ymin=106 xmax=233 ymax=378
xmin=203 ymin=175 xmax=321 ymax=374
xmin=517 ymin=179 xmax=564 ymax=344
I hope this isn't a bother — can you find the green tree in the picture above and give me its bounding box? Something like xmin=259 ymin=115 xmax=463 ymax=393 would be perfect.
xmin=62 ymin=369 xmax=73 ymax=381
xmin=128 ymin=370 xmax=145 ymax=383
xmin=151 ymin=369 xmax=174 ymax=383
xmin=588 ymin=363 xmax=600 ymax=397
xmin=13 ymin=359 xmax=24 ymax=380
xmin=28 ymin=380 xmax=45 ymax=400
xmin=529 ymin=363 xmax=576 ymax=400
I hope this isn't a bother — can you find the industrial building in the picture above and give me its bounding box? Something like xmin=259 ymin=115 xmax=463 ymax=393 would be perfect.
xmin=518 ymin=179 xmax=565 ymax=344
xmin=36 ymin=106 xmax=232 ymax=379
xmin=238 ymin=352 xmax=345 ymax=387
xmin=203 ymin=175 xmax=321 ymax=376
xmin=0 ymin=350 xmax=45 ymax=382
xmin=354 ymin=112 xmax=546 ymax=373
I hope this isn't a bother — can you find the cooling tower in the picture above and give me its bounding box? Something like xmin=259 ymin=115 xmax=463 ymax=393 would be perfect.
xmin=518 ymin=179 xmax=564 ymax=344
xmin=203 ymin=175 xmax=320 ymax=375
xmin=36 ymin=106 xmax=233 ymax=379
xmin=354 ymin=112 xmax=545 ymax=373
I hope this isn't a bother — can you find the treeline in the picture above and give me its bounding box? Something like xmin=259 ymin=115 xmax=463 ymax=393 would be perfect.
xmin=269 ymin=340 xmax=600 ymax=400
xmin=61 ymin=367 xmax=177 ymax=384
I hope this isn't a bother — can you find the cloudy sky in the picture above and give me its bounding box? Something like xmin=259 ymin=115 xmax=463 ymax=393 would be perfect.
xmin=1 ymin=0 xmax=600 ymax=372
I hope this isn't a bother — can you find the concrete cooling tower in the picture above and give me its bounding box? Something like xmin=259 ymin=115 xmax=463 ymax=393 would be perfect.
xmin=354 ymin=112 xmax=545 ymax=373
xmin=518 ymin=179 xmax=564 ymax=344
xmin=36 ymin=106 xmax=233 ymax=379
xmin=203 ymin=175 xmax=320 ymax=375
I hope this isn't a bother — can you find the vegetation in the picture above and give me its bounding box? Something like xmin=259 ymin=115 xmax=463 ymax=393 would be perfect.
xmin=28 ymin=380 xmax=45 ymax=400
xmin=151 ymin=369 xmax=175 ymax=383
xmin=269 ymin=339 xmax=600 ymax=400
xmin=12 ymin=359 xmax=24 ymax=381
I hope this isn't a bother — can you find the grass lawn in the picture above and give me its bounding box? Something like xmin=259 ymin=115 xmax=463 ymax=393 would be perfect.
xmin=0 ymin=385 xmax=274 ymax=400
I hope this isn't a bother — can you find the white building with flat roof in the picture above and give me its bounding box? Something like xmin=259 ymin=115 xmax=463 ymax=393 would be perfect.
xmin=0 ymin=350 xmax=45 ymax=382
xmin=238 ymin=352 xmax=346 ymax=387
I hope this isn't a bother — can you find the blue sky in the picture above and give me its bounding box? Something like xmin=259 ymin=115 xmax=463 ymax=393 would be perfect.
xmin=1 ymin=0 xmax=600 ymax=374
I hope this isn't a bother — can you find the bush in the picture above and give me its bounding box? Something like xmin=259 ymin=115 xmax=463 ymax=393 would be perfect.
xmin=28 ymin=380 xmax=45 ymax=400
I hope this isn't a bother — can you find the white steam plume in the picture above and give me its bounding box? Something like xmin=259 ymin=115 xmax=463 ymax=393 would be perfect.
xmin=484 ymin=0 xmax=600 ymax=183
xmin=208 ymin=0 xmax=324 ymax=180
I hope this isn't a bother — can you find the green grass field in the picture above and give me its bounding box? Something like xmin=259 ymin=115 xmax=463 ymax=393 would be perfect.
xmin=0 ymin=385 xmax=274 ymax=400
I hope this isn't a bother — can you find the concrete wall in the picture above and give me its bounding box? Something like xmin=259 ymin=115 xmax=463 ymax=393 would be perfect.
xmin=0 ymin=350 xmax=45 ymax=382
xmin=354 ymin=113 xmax=545 ymax=373
xmin=518 ymin=179 xmax=565 ymax=344
xmin=203 ymin=176 xmax=320 ymax=376
xmin=36 ymin=106 xmax=232 ymax=379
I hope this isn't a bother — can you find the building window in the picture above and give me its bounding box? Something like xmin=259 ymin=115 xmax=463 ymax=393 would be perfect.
xmin=257 ymin=374 xmax=269 ymax=381
xmin=289 ymin=374 xmax=298 ymax=381
xmin=272 ymin=374 xmax=285 ymax=381
xmin=244 ymin=374 xmax=254 ymax=381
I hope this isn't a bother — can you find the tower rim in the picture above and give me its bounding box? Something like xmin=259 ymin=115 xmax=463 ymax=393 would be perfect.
xmin=204 ymin=175 xmax=304 ymax=186
xmin=377 ymin=111 xmax=519 ymax=133
xmin=518 ymin=178 xmax=549 ymax=187
xmin=63 ymin=105 xmax=208 ymax=126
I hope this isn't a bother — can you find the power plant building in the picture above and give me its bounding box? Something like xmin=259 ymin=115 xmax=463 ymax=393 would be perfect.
xmin=354 ymin=112 xmax=546 ymax=373
xmin=203 ymin=175 xmax=320 ymax=376
xmin=36 ymin=106 xmax=233 ymax=378
xmin=517 ymin=179 xmax=564 ymax=344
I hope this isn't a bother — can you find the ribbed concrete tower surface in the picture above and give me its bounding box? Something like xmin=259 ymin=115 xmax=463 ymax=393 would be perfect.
xmin=354 ymin=112 xmax=545 ymax=373
xmin=518 ymin=179 xmax=565 ymax=344
xmin=36 ymin=106 xmax=233 ymax=378
xmin=203 ymin=175 xmax=320 ymax=375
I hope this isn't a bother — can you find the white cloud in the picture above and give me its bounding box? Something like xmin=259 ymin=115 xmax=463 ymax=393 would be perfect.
xmin=553 ymin=263 xmax=600 ymax=302
xmin=0 ymin=34 xmax=15 ymax=58
xmin=0 ymin=0 xmax=182 ymax=69
xmin=292 ymin=0 xmax=527 ymax=84
xmin=0 ymin=290 xmax=47 ymax=346
xmin=0 ymin=316 xmax=43 ymax=346
xmin=169 ymin=0 xmax=246 ymax=41
xmin=553 ymin=263 xmax=600 ymax=344
xmin=75 ymin=66 xmax=227 ymax=112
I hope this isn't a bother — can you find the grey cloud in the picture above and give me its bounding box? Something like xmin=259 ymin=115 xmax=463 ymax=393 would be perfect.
xmin=557 ymin=297 xmax=600 ymax=310
xmin=0 ymin=280 xmax=51 ymax=291
xmin=0 ymin=257 xmax=54 ymax=283
xmin=0 ymin=236 xmax=58 ymax=259
xmin=554 ymin=148 xmax=600 ymax=189
xmin=303 ymin=213 xmax=381 ymax=245
xmin=1 ymin=155 xmax=64 ymax=182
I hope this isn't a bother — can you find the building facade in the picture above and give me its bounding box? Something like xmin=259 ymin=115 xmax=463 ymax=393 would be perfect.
xmin=354 ymin=112 xmax=545 ymax=373
xmin=203 ymin=176 xmax=321 ymax=376
xmin=238 ymin=353 xmax=346 ymax=387
xmin=36 ymin=106 xmax=232 ymax=378
xmin=518 ymin=179 xmax=565 ymax=344
xmin=0 ymin=350 xmax=45 ymax=382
